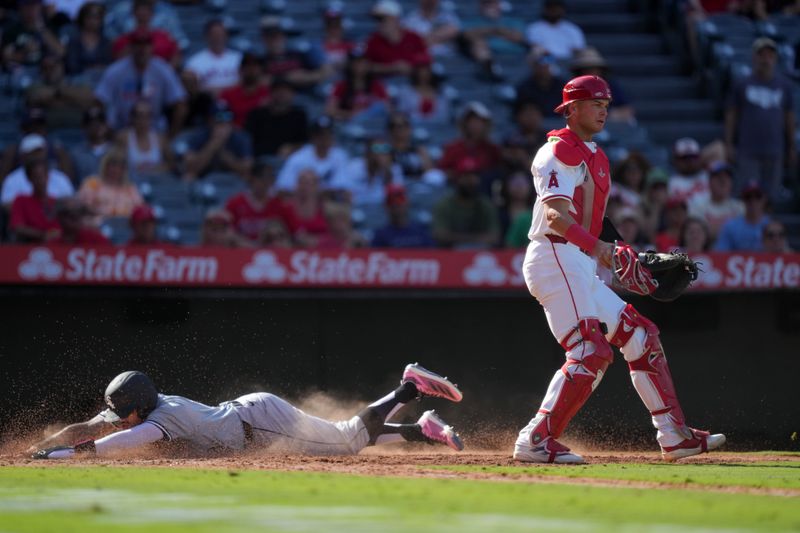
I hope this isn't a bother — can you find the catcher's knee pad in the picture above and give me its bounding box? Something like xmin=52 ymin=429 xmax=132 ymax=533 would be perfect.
xmin=560 ymin=318 xmax=613 ymax=382
xmin=609 ymin=304 xmax=660 ymax=362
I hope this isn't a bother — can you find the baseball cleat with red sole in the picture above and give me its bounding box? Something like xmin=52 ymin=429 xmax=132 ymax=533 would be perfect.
xmin=513 ymin=437 xmax=585 ymax=464
xmin=418 ymin=410 xmax=464 ymax=451
xmin=661 ymin=429 xmax=726 ymax=461
xmin=402 ymin=363 xmax=463 ymax=402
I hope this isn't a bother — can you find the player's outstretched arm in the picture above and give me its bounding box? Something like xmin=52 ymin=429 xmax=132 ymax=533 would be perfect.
xmin=543 ymin=198 xmax=613 ymax=268
xmin=26 ymin=414 xmax=112 ymax=454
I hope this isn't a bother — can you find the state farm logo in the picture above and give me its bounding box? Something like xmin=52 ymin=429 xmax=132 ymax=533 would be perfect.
xmin=463 ymin=253 xmax=507 ymax=285
xmin=243 ymin=251 xmax=287 ymax=283
xmin=19 ymin=248 xmax=63 ymax=280
xmin=692 ymin=255 xmax=723 ymax=288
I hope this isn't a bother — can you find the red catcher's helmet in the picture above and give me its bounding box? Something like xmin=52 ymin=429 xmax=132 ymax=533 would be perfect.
xmin=554 ymin=75 xmax=612 ymax=114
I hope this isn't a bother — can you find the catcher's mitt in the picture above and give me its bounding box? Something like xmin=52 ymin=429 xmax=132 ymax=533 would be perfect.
xmin=637 ymin=250 xmax=700 ymax=302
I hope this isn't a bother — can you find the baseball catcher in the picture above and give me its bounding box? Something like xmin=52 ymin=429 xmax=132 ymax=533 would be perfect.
xmin=29 ymin=364 xmax=464 ymax=459
xmin=513 ymin=74 xmax=725 ymax=464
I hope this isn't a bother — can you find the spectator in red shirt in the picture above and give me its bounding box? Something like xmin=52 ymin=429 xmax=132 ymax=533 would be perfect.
xmin=655 ymin=198 xmax=688 ymax=252
xmin=112 ymin=0 xmax=179 ymax=67
xmin=201 ymin=209 xmax=251 ymax=247
xmin=9 ymin=158 xmax=61 ymax=243
xmin=365 ymin=0 xmax=431 ymax=77
xmin=438 ymin=101 xmax=501 ymax=185
xmin=127 ymin=204 xmax=158 ymax=245
xmin=54 ymin=197 xmax=111 ymax=245
xmin=325 ymin=47 xmax=390 ymax=122
xmin=280 ymin=168 xmax=329 ymax=247
xmin=225 ymin=162 xmax=286 ymax=242
xmin=219 ymin=52 xmax=271 ymax=127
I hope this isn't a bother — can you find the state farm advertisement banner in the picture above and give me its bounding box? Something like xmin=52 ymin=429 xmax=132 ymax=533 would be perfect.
xmin=0 ymin=246 xmax=798 ymax=291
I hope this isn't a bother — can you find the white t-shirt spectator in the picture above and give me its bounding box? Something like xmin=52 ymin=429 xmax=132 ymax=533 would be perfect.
xmin=1 ymin=167 xmax=75 ymax=205
xmin=185 ymin=49 xmax=242 ymax=92
xmin=331 ymin=159 xmax=405 ymax=206
xmin=525 ymin=20 xmax=586 ymax=61
xmin=275 ymin=144 xmax=349 ymax=192
xmin=668 ymin=171 xmax=709 ymax=206
xmin=688 ymin=196 xmax=745 ymax=237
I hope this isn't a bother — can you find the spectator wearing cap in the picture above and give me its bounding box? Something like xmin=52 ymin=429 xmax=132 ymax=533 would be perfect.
xmin=95 ymin=28 xmax=187 ymax=136
xmin=655 ymin=197 xmax=688 ymax=252
xmin=259 ymin=16 xmax=331 ymax=90
xmin=106 ymin=0 xmax=186 ymax=47
xmin=714 ymin=182 xmax=771 ymax=251
xmin=331 ymin=136 xmax=406 ymax=206
xmin=53 ymin=196 xmax=110 ymax=244
xmin=315 ymin=202 xmax=368 ymax=249
xmin=761 ymin=220 xmax=793 ymax=254
xmin=111 ymin=0 xmax=180 ymax=67
xmin=499 ymin=169 xmax=535 ymax=248
xmin=569 ymin=47 xmax=635 ymax=124
xmin=432 ymin=157 xmax=500 ymax=248
xmin=1 ymin=0 xmax=64 ymax=70
xmin=224 ymin=162 xmax=287 ymax=243
xmin=460 ymin=0 xmax=526 ymax=80
xmin=185 ymin=19 xmax=241 ymax=94
xmin=668 ymin=137 xmax=710 ymax=206
xmin=365 ymin=0 xmax=431 ymax=77
xmin=244 ymin=77 xmax=308 ymax=158
xmin=26 ymin=53 xmax=95 ymax=129
xmin=275 ymin=116 xmax=349 ymax=192
xmin=387 ymin=112 xmax=439 ymax=183
xmin=502 ymin=101 xmax=546 ymax=171
xmin=524 ymin=0 xmax=586 ymax=61
xmin=641 ymin=167 xmax=669 ymax=242
xmin=219 ymin=53 xmax=271 ymax=128
xmin=403 ymin=0 xmax=461 ymax=58
xmin=127 ymin=203 xmax=158 ymax=245
xmin=724 ymin=37 xmax=796 ymax=201
xmin=372 ymin=184 xmax=434 ymax=248
xmin=70 ymin=104 xmax=112 ymax=183
xmin=438 ymin=102 xmax=502 ymax=185
xmin=316 ymin=2 xmax=356 ymax=71
xmin=678 ymin=216 xmax=712 ymax=254
xmin=1 ymin=134 xmax=74 ymax=207
xmin=201 ymin=209 xmax=251 ymax=247
xmin=687 ymin=161 xmax=744 ymax=238
xmin=395 ymin=61 xmax=450 ymax=126
xmin=9 ymin=158 xmax=62 ymax=243
xmin=182 ymin=101 xmax=253 ymax=181
xmin=0 ymin=107 xmax=74 ymax=181
xmin=64 ymin=2 xmax=113 ymax=79
xmin=325 ymin=47 xmax=390 ymax=122
xmin=514 ymin=48 xmax=567 ymax=115
xmin=115 ymin=99 xmax=174 ymax=176
xmin=77 ymin=147 xmax=144 ymax=224
xmin=611 ymin=151 xmax=650 ymax=210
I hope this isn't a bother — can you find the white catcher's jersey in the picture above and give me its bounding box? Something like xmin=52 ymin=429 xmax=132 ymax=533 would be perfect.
xmin=528 ymin=138 xmax=599 ymax=240
xmin=145 ymin=394 xmax=247 ymax=451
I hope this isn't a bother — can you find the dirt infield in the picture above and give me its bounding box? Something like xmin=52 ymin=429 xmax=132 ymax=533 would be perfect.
xmin=2 ymin=449 xmax=798 ymax=497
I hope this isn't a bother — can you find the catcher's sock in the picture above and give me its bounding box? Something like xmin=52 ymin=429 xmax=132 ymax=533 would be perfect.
xmin=358 ymin=382 xmax=418 ymax=443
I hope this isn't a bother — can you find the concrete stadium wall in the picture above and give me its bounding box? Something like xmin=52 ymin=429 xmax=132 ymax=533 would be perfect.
xmin=1 ymin=289 xmax=798 ymax=450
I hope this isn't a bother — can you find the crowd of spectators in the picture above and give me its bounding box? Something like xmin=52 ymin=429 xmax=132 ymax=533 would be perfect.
xmin=0 ymin=0 xmax=796 ymax=254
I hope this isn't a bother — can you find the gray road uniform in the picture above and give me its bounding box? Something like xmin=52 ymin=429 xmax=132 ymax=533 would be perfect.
xmin=98 ymin=393 xmax=369 ymax=456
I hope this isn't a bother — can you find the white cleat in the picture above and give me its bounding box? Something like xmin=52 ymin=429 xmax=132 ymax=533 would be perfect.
xmin=661 ymin=429 xmax=726 ymax=461
xmin=513 ymin=437 xmax=585 ymax=464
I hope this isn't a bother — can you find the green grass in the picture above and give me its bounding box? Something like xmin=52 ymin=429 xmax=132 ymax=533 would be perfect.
xmin=0 ymin=465 xmax=798 ymax=533
xmin=436 ymin=461 xmax=800 ymax=490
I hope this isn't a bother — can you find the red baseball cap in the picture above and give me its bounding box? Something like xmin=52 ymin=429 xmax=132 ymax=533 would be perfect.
xmin=130 ymin=204 xmax=156 ymax=224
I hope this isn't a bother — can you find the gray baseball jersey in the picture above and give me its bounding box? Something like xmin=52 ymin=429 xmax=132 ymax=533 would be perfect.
xmin=142 ymin=392 xmax=369 ymax=455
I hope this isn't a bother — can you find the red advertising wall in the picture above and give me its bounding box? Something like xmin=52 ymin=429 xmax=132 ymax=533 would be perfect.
xmin=0 ymin=245 xmax=798 ymax=291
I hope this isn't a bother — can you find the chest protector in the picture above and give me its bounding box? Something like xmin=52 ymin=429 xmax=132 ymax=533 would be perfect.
xmin=548 ymin=127 xmax=611 ymax=238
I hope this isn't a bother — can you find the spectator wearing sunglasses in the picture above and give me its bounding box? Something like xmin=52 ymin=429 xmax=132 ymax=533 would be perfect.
xmin=761 ymin=220 xmax=792 ymax=253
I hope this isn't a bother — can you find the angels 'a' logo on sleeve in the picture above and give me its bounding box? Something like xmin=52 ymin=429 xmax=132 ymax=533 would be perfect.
xmin=547 ymin=170 xmax=560 ymax=188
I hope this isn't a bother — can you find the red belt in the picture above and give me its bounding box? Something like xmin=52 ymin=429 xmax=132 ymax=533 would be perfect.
xmin=546 ymin=234 xmax=590 ymax=256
